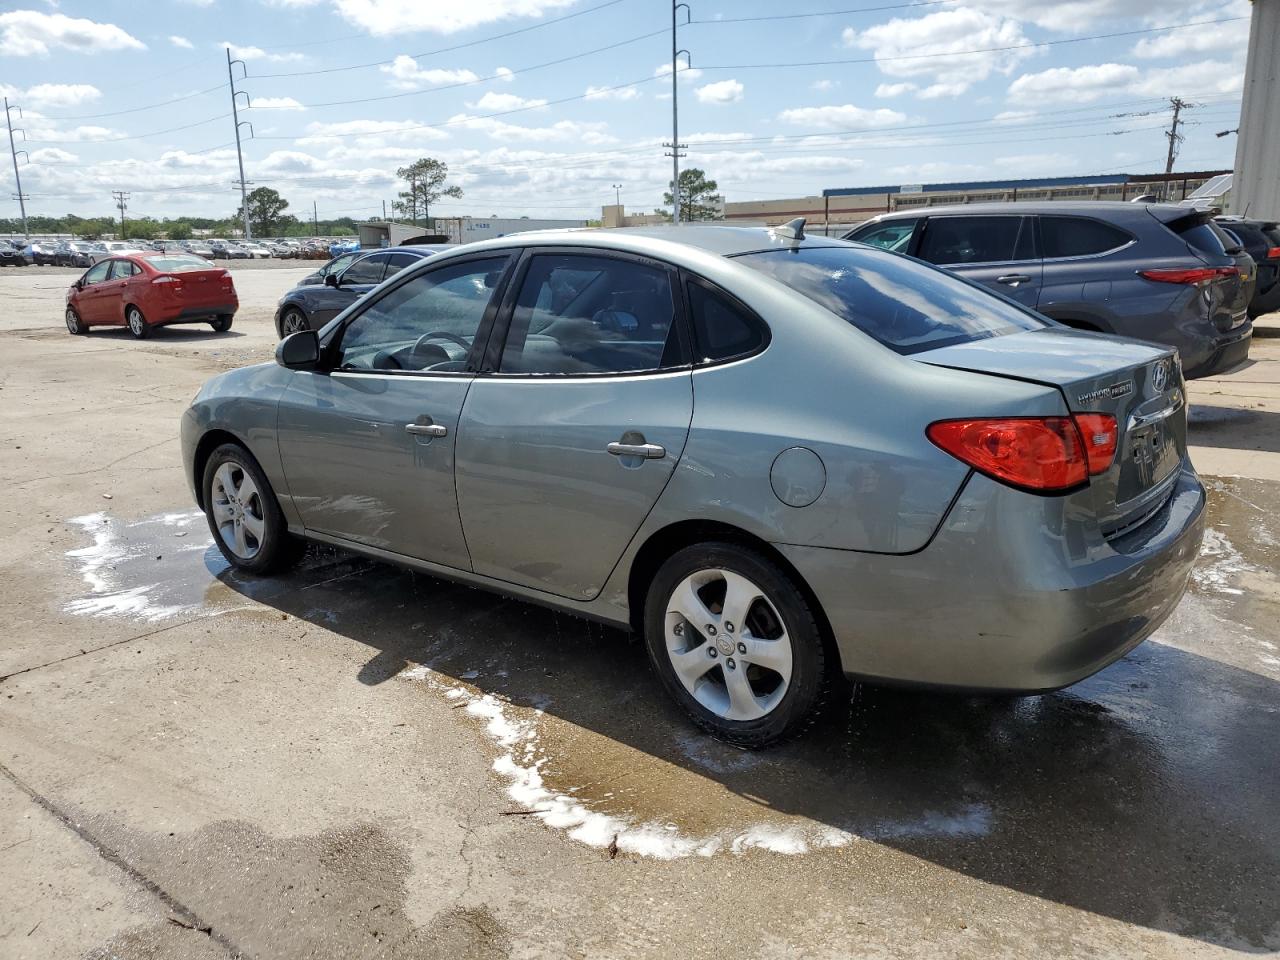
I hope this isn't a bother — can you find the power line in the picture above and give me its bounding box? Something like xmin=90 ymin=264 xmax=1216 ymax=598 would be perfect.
xmin=693 ymin=0 xmax=949 ymax=24
xmin=26 ymin=112 xmax=232 ymax=145
xmin=38 ymin=83 xmax=226 ymax=122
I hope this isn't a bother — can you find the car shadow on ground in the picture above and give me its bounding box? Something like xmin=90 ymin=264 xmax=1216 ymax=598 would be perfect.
xmin=1189 ymin=403 xmax=1280 ymax=454
xmin=213 ymin=546 xmax=1280 ymax=952
xmin=87 ymin=327 xmax=246 ymax=343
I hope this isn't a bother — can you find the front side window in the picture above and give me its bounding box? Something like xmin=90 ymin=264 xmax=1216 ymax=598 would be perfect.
xmin=335 ymin=256 xmax=509 ymax=373
xmin=498 ymin=254 xmax=682 ymax=375
xmin=1040 ymin=216 xmax=1133 ymax=259
xmin=340 ymin=254 xmax=386 ymax=285
xmin=847 ymin=219 xmax=917 ymax=253
xmin=323 ymin=252 xmax=359 ymax=277
xmin=83 ymin=261 xmax=111 ymax=285
xmin=917 ymin=216 xmax=1026 ymax=265
xmin=736 ymin=245 xmax=1046 ymax=355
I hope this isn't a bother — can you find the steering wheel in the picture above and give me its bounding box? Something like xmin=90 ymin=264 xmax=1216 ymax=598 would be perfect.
xmin=418 ymin=331 xmax=470 ymax=349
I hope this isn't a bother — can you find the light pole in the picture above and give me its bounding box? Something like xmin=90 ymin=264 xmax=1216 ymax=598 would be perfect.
xmin=611 ymin=183 xmax=622 ymax=207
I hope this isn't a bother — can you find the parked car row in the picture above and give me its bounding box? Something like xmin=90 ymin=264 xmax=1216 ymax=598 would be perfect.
xmin=183 ymin=221 xmax=1207 ymax=745
xmin=845 ymin=203 xmax=1262 ymax=378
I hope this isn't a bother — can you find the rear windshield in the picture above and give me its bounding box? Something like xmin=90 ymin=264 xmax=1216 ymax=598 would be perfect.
xmin=146 ymin=254 xmax=215 ymax=272
xmin=1170 ymin=215 xmax=1236 ymax=256
xmin=736 ymin=245 xmax=1046 ymax=354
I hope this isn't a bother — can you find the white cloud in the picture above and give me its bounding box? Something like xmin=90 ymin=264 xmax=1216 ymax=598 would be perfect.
xmin=875 ymin=82 xmax=916 ymax=98
xmin=296 ymin=119 xmax=450 ymax=146
xmin=695 ymin=79 xmax=744 ymax=105
xmin=1133 ymin=17 xmax=1250 ymax=60
xmin=654 ymin=61 xmax=703 ymax=83
xmin=845 ymin=7 xmax=1035 ymax=98
xmin=330 ymin=0 xmax=576 ymax=36
xmin=585 ymin=85 xmax=640 ymax=101
xmin=169 ymin=35 xmax=193 ymax=49
xmin=495 ymin=67 xmax=514 ymax=82
xmin=958 ymin=0 xmax=1225 ymax=31
xmin=1007 ymin=63 xmax=1140 ymax=104
xmin=777 ymin=103 xmax=908 ymax=130
xmin=0 ymin=11 xmax=144 ymax=56
xmin=247 ymin=96 xmax=306 ymax=111
xmin=0 ymin=82 xmax=101 ymax=108
xmin=812 ymin=79 xmax=839 ymax=92
xmin=1127 ymin=59 xmax=1244 ymax=97
xmin=380 ymin=55 xmax=480 ymax=90
xmin=446 ymin=114 xmax=617 ymax=144
xmin=28 ymin=147 xmax=76 ymax=163
xmin=993 ymin=109 xmax=1036 ymax=124
xmin=219 ymin=41 xmax=304 ymax=63
xmin=468 ymin=91 xmax=547 ymax=111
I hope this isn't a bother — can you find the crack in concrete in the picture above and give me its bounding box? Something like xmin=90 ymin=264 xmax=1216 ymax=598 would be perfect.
xmin=14 ymin=436 xmax=178 ymax=488
xmin=0 ymin=615 xmax=210 ymax=685
xmin=0 ymin=760 xmax=248 ymax=959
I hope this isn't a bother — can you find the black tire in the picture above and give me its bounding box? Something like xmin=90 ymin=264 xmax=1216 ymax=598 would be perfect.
xmin=65 ymin=306 xmax=87 ymax=335
xmin=279 ymin=307 xmax=310 ymax=338
xmin=125 ymin=304 xmax=150 ymax=339
xmin=211 ymin=314 xmax=234 ymax=333
xmin=201 ymin=442 xmax=305 ymax=575
xmin=643 ymin=542 xmax=828 ymax=748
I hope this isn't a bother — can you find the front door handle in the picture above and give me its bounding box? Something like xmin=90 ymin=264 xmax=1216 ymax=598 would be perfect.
xmin=997 ymin=274 xmax=1031 ymax=285
xmin=607 ymin=441 xmax=665 ymax=459
xmin=405 ymin=420 xmax=447 ymax=438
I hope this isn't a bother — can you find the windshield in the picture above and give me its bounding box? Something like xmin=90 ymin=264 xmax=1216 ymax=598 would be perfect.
xmin=735 ymin=245 xmax=1046 ymax=355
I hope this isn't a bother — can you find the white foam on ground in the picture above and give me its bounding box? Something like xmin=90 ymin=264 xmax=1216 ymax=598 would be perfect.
xmin=1192 ymin=528 xmax=1254 ymax=597
xmin=400 ymin=665 xmax=988 ymax=859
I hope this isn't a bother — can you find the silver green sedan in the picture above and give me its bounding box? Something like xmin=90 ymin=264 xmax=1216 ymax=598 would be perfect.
xmin=181 ymin=223 xmax=1205 ymax=747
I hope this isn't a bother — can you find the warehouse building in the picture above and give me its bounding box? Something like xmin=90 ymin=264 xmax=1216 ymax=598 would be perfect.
xmin=359 ymin=215 xmax=589 ymax=248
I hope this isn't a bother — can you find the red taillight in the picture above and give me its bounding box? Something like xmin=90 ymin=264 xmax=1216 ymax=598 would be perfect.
xmin=1267 ymin=247 xmax=1280 ymax=260
xmin=152 ymin=274 xmax=182 ymax=291
xmin=927 ymin=418 xmax=1088 ymax=492
xmin=1140 ymin=266 xmax=1238 ymax=285
xmin=1072 ymin=413 xmax=1118 ymax=475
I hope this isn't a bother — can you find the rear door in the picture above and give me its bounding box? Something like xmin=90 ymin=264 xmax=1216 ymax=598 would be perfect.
xmin=915 ymin=214 xmax=1042 ymax=308
xmin=455 ymin=248 xmax=693 ymax=601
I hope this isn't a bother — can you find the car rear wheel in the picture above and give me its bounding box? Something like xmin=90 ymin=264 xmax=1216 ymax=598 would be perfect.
xmin=202 ymin=443 xmax=304 ymax=575
xmin=644 ymin=543 xmax=828 ymax=748
xmin=65 ymin=306 xmax=86 ymax=335
xmin=210 ymin=314 xmax=233 ymax=333
xmin=126 ymin=305 xmax=149 ymax=339
xmin=280 ymin=308 xmax=310 ymax=337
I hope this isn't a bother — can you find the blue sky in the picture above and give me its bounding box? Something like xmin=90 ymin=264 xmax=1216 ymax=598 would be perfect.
xmin=0 ymin=0 xmax=1250 ymax=222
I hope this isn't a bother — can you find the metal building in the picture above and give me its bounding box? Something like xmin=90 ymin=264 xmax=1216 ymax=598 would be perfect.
xmin=1232 ymin=0 xmax=1280 ymax=219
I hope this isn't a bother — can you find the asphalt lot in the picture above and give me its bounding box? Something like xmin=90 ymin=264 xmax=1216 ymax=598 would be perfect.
xmin=1 ymin=260 xmax=1279 ymax=959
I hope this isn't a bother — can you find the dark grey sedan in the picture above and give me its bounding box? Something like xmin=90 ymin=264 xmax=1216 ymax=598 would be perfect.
xmin=183 ymin=224 xmax=1204 ymax=746
xmin=846 ymin=202 xmax=1254 ymax=378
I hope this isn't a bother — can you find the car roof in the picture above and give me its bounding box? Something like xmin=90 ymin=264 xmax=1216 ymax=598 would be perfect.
xmin=453 ymin=224 xmax=847 ymax=259
xmin=862 ymin=201 xmax=1195 ymax=223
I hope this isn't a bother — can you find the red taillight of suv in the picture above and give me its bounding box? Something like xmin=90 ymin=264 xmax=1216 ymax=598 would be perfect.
xmin=1139 ymin=266 xmax=1238 ymax=285
xmin=927 ymin=414 xmax=1117 ymax=492
xmin=1267 ymin=247 xmax=1280 ymax=260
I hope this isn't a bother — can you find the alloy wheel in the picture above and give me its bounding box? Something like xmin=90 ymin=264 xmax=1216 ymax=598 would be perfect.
xmin=210 ymin=461 xmax=266 ymax=560
xmin=65 ymin=308 xmax=81 ymax=334
xmin=127 ymin=308 xmax=145 ymax=336
xmin=664 ymin=568 xmax=794 ymax=722
xmin=282 ymin=310 xmax=308 ymax=334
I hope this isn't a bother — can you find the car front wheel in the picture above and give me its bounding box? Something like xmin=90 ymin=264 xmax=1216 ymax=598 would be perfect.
xmin=279 ymin=308 xmax=310 ymax=337
xmin=126 ymin=305 xmax=149 ymax=339
xmin=643 ymin=543 xmax=829 ymax=748
xmin=202 ymin=443 xmax=304 ymax=574
xmin=65 ymin=306 xmax=86 ymax=335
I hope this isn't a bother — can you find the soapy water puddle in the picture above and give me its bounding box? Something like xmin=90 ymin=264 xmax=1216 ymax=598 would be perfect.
xmin=59 ymin=480 xmax=1280 ymax=860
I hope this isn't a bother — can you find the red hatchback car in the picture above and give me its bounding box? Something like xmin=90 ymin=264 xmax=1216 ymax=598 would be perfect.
xmin=64 ymin=253 xmax=238 ymax=338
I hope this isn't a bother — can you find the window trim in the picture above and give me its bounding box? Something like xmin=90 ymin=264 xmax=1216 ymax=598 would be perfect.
xmin=1035 ymin=214 xmax=1137 ymax=263
xmin=916 ymin=214 xmax=1038 ymax=268
xmin=318 ymin=250 xmax=518 ymax=380
xmin=480 ymin=246 xmax=693 ymax=380
xmin=680 ymin=270 xmax=772 ymax=368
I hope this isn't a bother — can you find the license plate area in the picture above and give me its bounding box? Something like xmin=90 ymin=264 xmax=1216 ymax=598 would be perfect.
xmin=1125 ymin=421 xmax=1179 ymax=495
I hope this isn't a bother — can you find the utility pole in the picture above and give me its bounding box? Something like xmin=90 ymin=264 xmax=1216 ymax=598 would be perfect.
xmin=4 ymin=98 xmax=29 ymax=239
xmin=313 ymin=200 xmax=318 ymax=235
xmin=226 ymin=47 xmax=254 ymax=240
xmin=611 ymin=183 xmax=622 ymax=207
xmin=382 ymin=198 xmax=387 ymax=220
xmin=112 ymin=191 xmax=129 ymax=239
xmin=1164 ymin=97 xmax=1186 ymax=175
xmin=664 ymin=2 xmax=690 ymax=224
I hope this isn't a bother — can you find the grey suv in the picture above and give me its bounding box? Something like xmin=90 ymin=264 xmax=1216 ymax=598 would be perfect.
xmin=846 ymin=202 xmax=1255 ymax=378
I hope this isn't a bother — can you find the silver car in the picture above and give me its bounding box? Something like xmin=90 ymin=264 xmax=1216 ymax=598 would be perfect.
xmin=181 ymin=224 xmax=1205 ymax=746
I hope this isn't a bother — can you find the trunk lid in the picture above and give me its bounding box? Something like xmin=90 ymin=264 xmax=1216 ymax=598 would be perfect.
xmin=920 ymin=328 xmax=1185 ymax=537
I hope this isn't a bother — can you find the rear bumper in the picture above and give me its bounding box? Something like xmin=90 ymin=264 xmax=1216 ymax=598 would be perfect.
xmin=153 ymin=302 xmax=238 ymax=324
xmin=779 ymin=461 xmax=1205 ymax=693
xmin=1183 ymin=323 xmax=1252 ymax=379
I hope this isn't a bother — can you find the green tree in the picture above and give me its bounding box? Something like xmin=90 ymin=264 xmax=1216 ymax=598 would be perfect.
xmin=166 ymin=220 xmax=193 ymax=240
xmin=391 ymin=157 xmax=462 ymax=226
xmin=663 ymin=168 xmax=723 ymax=222
xmin=237 ymin=187 xmax=290 ymax=236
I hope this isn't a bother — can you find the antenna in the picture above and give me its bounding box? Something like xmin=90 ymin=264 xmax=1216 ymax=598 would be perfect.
xmin=773 ymin=218 xmax=806 ymax=241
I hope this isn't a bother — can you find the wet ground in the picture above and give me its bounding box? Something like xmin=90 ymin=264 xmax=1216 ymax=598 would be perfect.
xmin=2 ymin=274 xmax=1279 ymax=958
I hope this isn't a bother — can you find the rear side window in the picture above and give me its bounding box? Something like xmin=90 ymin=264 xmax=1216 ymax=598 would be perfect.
xmin=917 ymin=216 xmax=1026 ymax=265
xmin=847 ymin=219 xmax=917 ymax=252
xmin=1040 ymin=216 xmax=1132 ymax=259
xmin=109 ymin=260 xmax=138 ymax=279
xmin=737 ymin=245 xmax=1046 ymax=355
xmin=1170 ymin=215 xmax=1233 ymax=256
xmin=686 ymin=279 xmax=767 ymax=363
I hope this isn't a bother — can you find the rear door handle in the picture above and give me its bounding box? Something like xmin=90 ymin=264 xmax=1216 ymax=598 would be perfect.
xmin=607 ymin=441 xmax=665 ymax=459
xmin=405 ymin=421 xmax=447 ymax=437
xmin=997 ymin=274 xmax=1031 ymax=285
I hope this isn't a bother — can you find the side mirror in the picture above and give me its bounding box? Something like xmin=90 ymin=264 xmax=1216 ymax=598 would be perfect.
xmin=275 ymin=330 xmax=321 ymax=370
xmin=324 ymin=272 xmax=339 ymax=287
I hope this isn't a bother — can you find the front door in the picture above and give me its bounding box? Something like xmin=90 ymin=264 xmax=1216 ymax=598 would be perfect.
xmin=276 ymin=254 xmax=513 ymax=570
xmin=76 ymin=260 xmax=115 ymax=323
xmin=916 ymin=214 xmax=1043 ymax=309
xmin=456 ymin=250 xmax=693 ymax=601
